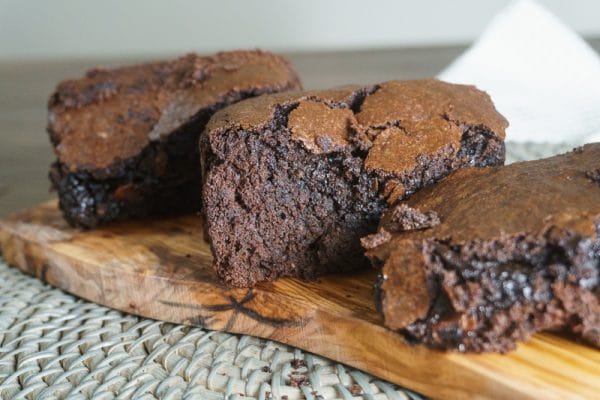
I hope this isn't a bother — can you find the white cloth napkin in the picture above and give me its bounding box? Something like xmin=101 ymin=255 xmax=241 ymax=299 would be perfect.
xmin=438 ymin=0 xmax=600 ymax=143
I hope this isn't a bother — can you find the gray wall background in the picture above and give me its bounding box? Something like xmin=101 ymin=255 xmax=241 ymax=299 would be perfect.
xmin=1 ymin=0 xmax=599 ymax=60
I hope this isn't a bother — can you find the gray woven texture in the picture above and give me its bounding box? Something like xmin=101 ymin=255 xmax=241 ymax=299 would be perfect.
xmin=0 ymin=142 xmax=575 ymax=399
xmin=0 ymin=262 xmax=419 ymax=400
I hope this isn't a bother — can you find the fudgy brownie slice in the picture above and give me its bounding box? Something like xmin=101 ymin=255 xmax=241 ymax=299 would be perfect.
xmin=201 ymin=79 xmax=508 ymax=287
xmin=48 ymin=50 xmax=301 ymax=228
xmin=363 ymin=144 xmax=600 ymax=353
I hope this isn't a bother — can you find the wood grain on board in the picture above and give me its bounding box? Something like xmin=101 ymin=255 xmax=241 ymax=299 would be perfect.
xmin=0 ymin=200 xmax=598 ymax=400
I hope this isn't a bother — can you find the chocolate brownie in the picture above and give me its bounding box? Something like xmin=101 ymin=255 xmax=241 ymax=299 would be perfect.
xmin=48 ymin=50 xmax=301 ymax=228
xmin=363 ymin=144 xmax=600 ymax=353
xmin=201 ymin=79 xmax=508 ymax=287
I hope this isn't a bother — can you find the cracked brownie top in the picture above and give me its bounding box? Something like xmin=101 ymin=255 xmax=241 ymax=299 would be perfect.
xmin=205 ymin=79 xmax=508 ymax=204
xmin=48 ymin=50 xmax=301 ymax=172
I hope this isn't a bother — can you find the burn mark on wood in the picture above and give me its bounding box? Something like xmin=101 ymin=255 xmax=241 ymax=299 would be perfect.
xmin=160 ymin=289 xmax=307 ymax=329
xmin=187 ymin=312 xmax=212 ymax=328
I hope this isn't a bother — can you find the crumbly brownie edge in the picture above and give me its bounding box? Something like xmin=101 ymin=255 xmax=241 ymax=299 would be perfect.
xmin=49 ymin=111 xmax=207 ymax=228
xmin=202 ymin=103 xmax=387 ymax=287
xmin=374 ymin=221 xmax=600 ymax=353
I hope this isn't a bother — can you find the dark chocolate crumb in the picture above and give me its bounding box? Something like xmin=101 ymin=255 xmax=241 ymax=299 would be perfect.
xmin=288 ymin=373 xmax=309 ymax=387
xmin=385 ymin=203 xmax=440 ymax=232
xmin=291 ymin=359 xmax=306 ymax=369
xmin=361 ymin=228 xmax=392 ymax=250
xmin=585 ymin=168 xmax=600 ymax=184
xmin=349 ymin=384 xmax=362 ymax=395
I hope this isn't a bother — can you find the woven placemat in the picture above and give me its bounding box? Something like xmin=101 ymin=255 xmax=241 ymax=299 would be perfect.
xmin=0 ymin=262 xmax=420 ymax=400
xmin=0 ymin=142 xmax=577 ymax=400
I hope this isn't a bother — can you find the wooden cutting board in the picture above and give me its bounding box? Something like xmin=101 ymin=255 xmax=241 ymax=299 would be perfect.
xmin=0 ymin=200 xmax=598 ymax=400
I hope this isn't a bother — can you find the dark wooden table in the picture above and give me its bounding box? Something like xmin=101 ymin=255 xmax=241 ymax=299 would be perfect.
xmin=2 ymin=41 xmax=599 ymax=216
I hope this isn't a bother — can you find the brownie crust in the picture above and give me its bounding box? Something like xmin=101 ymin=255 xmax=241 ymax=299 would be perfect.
xmin=363 ymin=144 xmax=600 ymax=352
xmin=202 ymin=79 xmax=508 ymax=287
xmin=48 ymin=50 xmax=301 ymax=228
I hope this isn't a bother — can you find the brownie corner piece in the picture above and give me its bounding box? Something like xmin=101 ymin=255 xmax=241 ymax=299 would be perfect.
xmin=48 ymin=50 xmax=301 ymax=228
xmin=364 ymin=143 xmax=600 ymax=353
xmin=201 ymin=79 xmax=508 ymax=287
